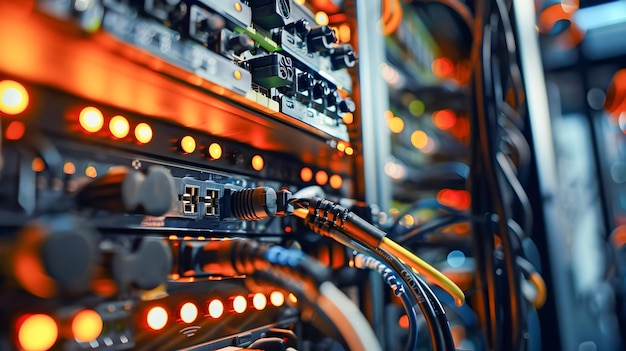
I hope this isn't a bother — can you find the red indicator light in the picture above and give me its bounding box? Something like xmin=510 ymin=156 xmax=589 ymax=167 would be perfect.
xmin=0 ymin=80 xmax=29 ymax=115
xmin=146 ymin=306 xmax=168 ymax=331
xmin=207 ymin=299 xmax=224 ymax=319
xmin=72 ymin=309 xmax=103 ymax=342
xmin=16 ymin=314 xmax=58 ymax=351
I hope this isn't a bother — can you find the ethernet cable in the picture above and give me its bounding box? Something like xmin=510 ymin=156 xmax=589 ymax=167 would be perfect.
xmin=352 ymin=252 xmax=419 ymax=351
xmin=292 ymin=198 xmax=466 ymax=306
xmin=191 ymin=239 xmax=382 ymax=351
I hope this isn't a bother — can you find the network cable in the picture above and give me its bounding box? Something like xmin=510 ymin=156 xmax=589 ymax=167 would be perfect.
xmin=319 ymin=223 xmax=455 ymax=351
xmin=190 ymin=238 xmax=382 ymax=351
xmin=352 ymin=252 xmax=419 ymax=351
xmin=291 ymin=199 xmax=460 ymax=351
xmin=292 ymin=197 xmax=465 ymax=307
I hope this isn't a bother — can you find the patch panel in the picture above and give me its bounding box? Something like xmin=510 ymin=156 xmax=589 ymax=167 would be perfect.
xmin=101 ymin=10 xmax=252 ymax=94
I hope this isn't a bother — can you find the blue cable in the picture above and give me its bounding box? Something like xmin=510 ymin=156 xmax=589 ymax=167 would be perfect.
xmin=353 ymin=253 xmax=419 ymax=351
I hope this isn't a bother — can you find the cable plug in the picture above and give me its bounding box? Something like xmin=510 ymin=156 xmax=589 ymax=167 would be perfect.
xmin=223 ymin=187 xmax=293 ymax=220
xmin=193 ymin=239 xmax=331 ymax=292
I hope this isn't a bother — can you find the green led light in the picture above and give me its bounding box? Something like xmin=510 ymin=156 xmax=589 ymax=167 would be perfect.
xmin=408 ymin=100 xmax=425 ymax=116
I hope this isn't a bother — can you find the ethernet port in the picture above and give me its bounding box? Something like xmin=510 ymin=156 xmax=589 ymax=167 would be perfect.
xmin=182 ymin=185 xmax=200 ymax=215
xmin=205 ymin=189 xmax=219 ymax=216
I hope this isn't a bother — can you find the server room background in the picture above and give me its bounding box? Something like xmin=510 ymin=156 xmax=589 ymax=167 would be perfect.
xmin=1 ymin=0 xmax=625 ymax=350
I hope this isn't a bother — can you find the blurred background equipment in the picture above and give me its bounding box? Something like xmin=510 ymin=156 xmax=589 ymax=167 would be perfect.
xmin=1 ymin=0 xmax=625 ymax=350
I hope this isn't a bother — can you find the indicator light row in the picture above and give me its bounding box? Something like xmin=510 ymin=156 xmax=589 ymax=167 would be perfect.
xmin=145 ymin=291 xmax=291 ymax=331
xmin=15 ymin=309 xmax=103 ymax=351
xmin=77 ymin=106 xmax=154 ymax=144
xmin=2 ymin=81 xmax=348 ymax=188
xmin=13 ymin=291 xmax=293 ymax=350
xmin=299 ymin=167 xmax=343 ymax=189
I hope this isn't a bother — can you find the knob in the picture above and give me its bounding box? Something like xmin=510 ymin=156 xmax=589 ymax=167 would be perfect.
xmin=307 ymin=26 xmax=337 ymax=53
xmin=76 ymin=166 xmax=175 ymax=216
xmin=331 ymin=45 xmax=357 ymax=70
xmin=112 ymin=238 xmax=172 ymax=291
xmin=227 ymin=34 xmax=255 ymax=55
xmin=9 ymin=215 xmax=99 ymax=297
xmin=338 ymin=98 xmax=356 ymax=113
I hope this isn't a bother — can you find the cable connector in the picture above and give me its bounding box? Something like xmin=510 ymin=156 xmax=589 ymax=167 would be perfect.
xmin=223 ymin=187 xmax=293 ymax=220
xmin=193 ymin=239 xmax=331 ymax=290
xmin=304 ymin=197 xmax=387 ymax=248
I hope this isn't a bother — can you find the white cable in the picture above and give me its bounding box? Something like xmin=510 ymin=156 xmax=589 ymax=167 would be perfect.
xmin=316 ymin=281 xmax=382 ymax=351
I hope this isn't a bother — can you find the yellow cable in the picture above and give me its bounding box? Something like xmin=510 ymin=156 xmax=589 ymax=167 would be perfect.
xmin=293 ymin=207 xmax=465 ymax=306
xmin=380 ymin=237 xmax=465 ymax=306
xmin=528 ymin=273 xmax=547 ymax=309
xmin=293 ymin=208 xmax=308 ymax=219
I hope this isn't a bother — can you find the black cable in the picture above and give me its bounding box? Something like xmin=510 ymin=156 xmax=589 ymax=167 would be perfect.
xmin=470 ymin=1 xmax=525 ymax=349
xmin=300 ymin=214 xmax=455 ymax=351
xmin=353 ymin=253 xmax=420 ymax=351
xmin=396 ymin=214 xmax=467 ymax=246
xmin=388 ymin=198 xmax=467 ymax=234
xmin=192 ymin=238 xmax=381 ymax=350
xmin=372 ymin=244 xmax=455 ymax=351
xmin=497 ymin=152 xmax=533 ymax=236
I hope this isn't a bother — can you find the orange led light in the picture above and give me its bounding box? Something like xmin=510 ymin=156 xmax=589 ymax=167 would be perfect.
xmin=208 ymin=143 xmax=222 ymax=160
xmin=338 ymin=23 xmax=351 ymax=43
xmin=5 ymin=120 xmax=25 ymax=140
xmin=337 ymin=142 xmax=346 ymax=152
xmin=432 ymin=57 xmax=454 ymax=78
xmin=288 ymin=293 xmax=298 ymax=303
xmin=389 ymin=116 xmax=404 ymax=133
xmin=180 ymin=302 xmax=198 ymax=324
xmin=329 ymin=174 xmax=343 ymax=189
xmin=85 ymin=166 xmax=97 ymax=178
xmin=207 ymin=299 xmax=224 ymax=319
xmin=63 ymin=162 xmax=76 ymax=175
xmin=345 ymin=147 xmax=354 ymax=156
xmin=135 ymin=123 xmax=153 ymax=144
xmin=109 ymin=115 xmax=130 ymax=139
xmin=232 ymin=295 xmax=247 ymax=314
xmin=179 ymin=136 xmax=196 ymax=154
xmin=31 ymin=157 xmax=45 ymax=173
xmin=432 ymin=110 xmax=457 ymax=130
xmin=300 ymin=167 xmax=313 ymax=182
xmin=269 ymin=291 xmax=285 ymax=307
xmin=315 ymin=11 xmax=329 ymax=26
xmin=79 ymin=107 xmax=104 ymax=133
xmin=146 ymin=306 xmax=168 ymax=331
xmin=251 ymin=155 xmax=264 ymax=171
xmin=72 ymin=310 xmax=103 ymax=342
xmin=411 ymin=130 xmax=429 ymax=149
xmin=402 ymin=214 xmax=416 ymax=227
xmin=342 ymin=112 xmax=354 ymax=125
xmin=437 ymin=189 xmax=471 ymax=210
xmin=315 ymin=170 xmax=328 ymax=186
xmin=398 ymin=314 xmax=409 ymax=329
xmin=252 ymin=293 xmax=267 ymax=311
xmin=17 ymin=314 xmax=58 ymax=351
xmin=0 ymin=80 xmax=29 ymax=115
